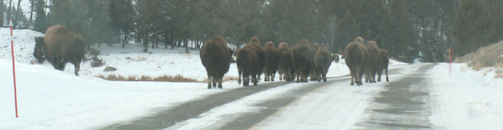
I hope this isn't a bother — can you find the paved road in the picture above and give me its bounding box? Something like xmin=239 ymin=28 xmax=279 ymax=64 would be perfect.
xmin=356 ymin=64 xmax=435 ymax=129
xmin=101 ymin=66 xmax=414 ymax=130
xmin=101 ymin=75 xmax=350 ymax=130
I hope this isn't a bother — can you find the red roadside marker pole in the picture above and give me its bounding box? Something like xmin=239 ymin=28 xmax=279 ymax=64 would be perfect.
xmin=10 ymin=19 xmax=19 ymax=118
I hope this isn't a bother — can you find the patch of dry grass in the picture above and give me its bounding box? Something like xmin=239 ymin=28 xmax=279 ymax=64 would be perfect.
xmin=455 ymin=41 xmax=503 ymax=71
xmin=97 ymin=74 xmax=199 ymax=82
xmin=495 ymin=63 xmax=503 ymax=79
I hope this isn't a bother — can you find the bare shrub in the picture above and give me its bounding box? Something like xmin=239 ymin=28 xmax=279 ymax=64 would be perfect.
xmin=89 ymin=47 xmax=104 ymax=67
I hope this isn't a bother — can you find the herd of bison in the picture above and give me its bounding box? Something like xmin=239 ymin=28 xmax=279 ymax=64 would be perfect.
xmin=31 ymin=25 xmax=389 ymax=89
xmin=200 ymin=36 xmax=390 ymax=89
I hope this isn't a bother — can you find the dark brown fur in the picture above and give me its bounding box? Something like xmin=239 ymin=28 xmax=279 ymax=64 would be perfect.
xmin=377 ymin=48 xmax=389 ymax=82
xmin=34 ymin=25 xmax=87 ymax=76
xmin=291 ymin=39 xmax=314 ymax=83
xmin=315 ymin=46 xmax=332 ymax=82
xmin=344 ymin=37 xmax=369 ymax=85
xmin=33 ymin=37 xmax=45 ymax=63
xmin=236 ymin=37 xmax=267 ymax=86
xmin=263 ymin=41 xmax=280 ymax=82
xmin=200 ymin=36 xmax=233 ymax=89
xmin=365 ymin=41 xmax=381 ymax=83
xmin=310 ymin=43 xmax=321 ymax=81
xmin=277 ymin=42 xmax=294 ymax=81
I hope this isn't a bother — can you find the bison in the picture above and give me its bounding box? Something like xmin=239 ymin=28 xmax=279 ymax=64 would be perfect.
xmin=200 ymin=36 xmax=233 ymax=89
xmin=236 ymin=37 xmax=267 ymax=86
xmin=263 ymin=41 xmax=280 ymax=82
xmin=33 ymin=25 xmax=87 ymax=76
xmin=377 ymin=48 xmax=389 ymax=82
xmin=315 ymin=46 xmax=332 ymax=82
xmin=277 ymin=42 xmax=295 ymax=81
xmin=365 ymin=41 xmax=381 ymax=83
xmin=344 ymin=37 xmax=369 ymax=85
xmin=310 ymin=42 xmax=321 ymax=81
xmin=331 ymin=54 xmax=340 ymax=63
xmin=291 ymin=39 xmax=314 ymax=83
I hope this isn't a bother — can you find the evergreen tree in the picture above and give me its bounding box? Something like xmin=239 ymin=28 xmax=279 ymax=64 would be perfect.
xmin=0 ymin=0 xmax=4 ymax=26
xmin=453 ymin=0 xmax=503 ymax=57
xmin=34 ymin=0 xmax=47 ymax=32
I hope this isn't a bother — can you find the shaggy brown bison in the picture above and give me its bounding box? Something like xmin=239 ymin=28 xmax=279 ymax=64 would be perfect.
xmin=315 ymin=46 xmax=332 ymax=82
xmin=365 ymin=41 xmax=381 ymax=83
xmin=200 ymin=36 xmax=233 ymax=89
xmin=310 ymin=42 xmax=321 ymax=81
xmin=277 ymin=42 xmax=295 ymax=81
xmin=236 ymin=37 xmax=267 ymax=86
xmin=291 ymin=39 xmax=314 ymax=83
xmin=344 ymin=37 xmax=369 ymax=85
xmin=33 ymin=25 xmax=87 ymax=76
xmin=263 ymin=41 xmax=279 ymax=82
xmin=377 ymin=48 xmax=389 ymax=82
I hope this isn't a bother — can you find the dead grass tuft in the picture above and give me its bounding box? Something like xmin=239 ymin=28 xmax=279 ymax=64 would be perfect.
xmin=97 ymin=74 xmax=199 ymax=82
xmin=495 ymin=63 xmax=503 ymax=78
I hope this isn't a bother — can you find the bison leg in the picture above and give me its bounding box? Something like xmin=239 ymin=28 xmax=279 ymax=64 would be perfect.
xmin=385 ymin=68 xmax=389 ymax=82
xmin=271 ymin=73 xmax=275 ymax=81
xmin=356 ymin=67 xmax=362 ymax=86
xmin=296 ymin=68 xmax=301 ymax=83
xmin=278 ymin=68 xmax=283 ymax=81
xmin=74 ymin=63 xmax=80 ymax=76
xmin=212 ymin=76 xmax=217 ymax=88
xmin=217 ymin=77 xmax=223 ymax=89
xmin=264 ymin=68 xmax=269 ymax=82
xmin=323 ymin=69 xmax=327 ymax=82
xmin=252 ymin=75 xmax=258 ymax=86
xmin=207 ymin=75 xmax=212 ymax=89
xmin=238 ymin=67 xmax=242 ymax=85
xmin=350 ymin=68 xmax=355 ymax=85
xmin=377 ymin=68 xmax=383 ymax=82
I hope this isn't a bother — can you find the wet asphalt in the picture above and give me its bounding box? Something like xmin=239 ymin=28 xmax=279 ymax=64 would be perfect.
xmin=356 ymin=64 xmax=435 ymax=129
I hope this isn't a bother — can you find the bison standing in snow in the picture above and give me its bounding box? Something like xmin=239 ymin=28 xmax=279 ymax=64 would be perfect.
xmin=263 ymin=41 xmax=280 ymax=82
xmin=377 ymin=48 xmax=389 ymax=82
xmin=315 ymin=46 xmax=332 ymax=82
xmin=33 ymin=25 xmax=87 ymax=76
xmin=365 ymin=41 xmax=381 ymax=83
xmin=291 ymin=39 xmax=314 ymax=83
xmin=344 ymin=37 xmax=369 ymax=85
xmin=200 ymin=36 xmax=233 ymax=89
xmin=236 ymin=36 xmax=267 ymax=86
xmin=310 ymin=42 xmax=321 ymax=81
xmin=277 ymin=42 xmax=295 ymax=81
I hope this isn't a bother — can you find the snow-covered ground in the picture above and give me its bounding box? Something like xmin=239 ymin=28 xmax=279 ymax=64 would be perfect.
xmin=429 ymin=63 xmax=503 ymax=130
xmin=1 ymin=29 xmax=503 ymax=129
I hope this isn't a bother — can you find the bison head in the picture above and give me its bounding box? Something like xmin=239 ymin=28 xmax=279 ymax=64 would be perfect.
xmin=33 ymin=37 xmax=46 ymax=63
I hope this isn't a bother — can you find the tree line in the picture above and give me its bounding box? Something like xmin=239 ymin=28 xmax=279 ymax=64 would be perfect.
xmin=1 ymin=0 xmax=502 ymax=63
